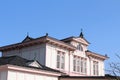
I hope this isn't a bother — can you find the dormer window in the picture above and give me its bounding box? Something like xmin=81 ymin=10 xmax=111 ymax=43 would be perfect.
xmin=77 ymin=43 xmax=83 ymax=51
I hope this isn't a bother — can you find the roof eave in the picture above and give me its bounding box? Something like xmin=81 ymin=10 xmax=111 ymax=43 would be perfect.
xmin=86 ymin=50 xmax=109 ymax=60
xmin=0 ymin=36 xmax=76 ymax=52
xmin=0 ymin=64 xmax=61 ymax=76
xmin=0 ymin=36 xmax=47 ymax=51
xmin=46 ymin=36 xmax=76 ymax=51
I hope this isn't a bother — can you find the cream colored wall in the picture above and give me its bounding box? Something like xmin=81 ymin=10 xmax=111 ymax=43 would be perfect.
xmin=7 ymin=70 xmax=58 ymax=80
xmin=69 ymin=41 xmax=89 ymax=75
xmin=46 ymin=43 xmax=70 ymax=73
xmin=99 ymin=60 xmax=104 ymax=76
xmin=2 ymin=44 xmax=46 ymax=65
xmin=45 ymin=41 xmax=105 ymax=76
xmin=0 ymin=71 xmax=7 ymax=80
xmin=89 ymin=57 xmax=105 ymax=76
xmin=69 ymin=40 xmax=105 ymax=76
xmin=71 ymin=41 xmax=88 ymax=52
xmin=2 ymin=40 xmax=105 ymax=76
xmin=70 ymin=41 xmax=88 ymax=76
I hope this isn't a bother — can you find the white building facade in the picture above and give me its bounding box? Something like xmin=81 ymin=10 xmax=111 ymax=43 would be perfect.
xmin=0 ymin=64 xmax=60 ymax=80
xmin=0 ymin=33 xmax=108 ymax=78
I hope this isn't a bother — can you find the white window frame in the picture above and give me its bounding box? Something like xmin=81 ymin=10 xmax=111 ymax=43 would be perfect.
xmin=73 ymin=56 xmax=87 ymax=74
xmin=57 ymin=51 xmax=60 ymax=68
xmin=77 ymin=43 xmax=83 ymax=51
xmin=80 ymin=58 xmax=83 ymax=73
xmin=77 ymin=59 xmax=80 ymax=72
xmin=73 ymin=57 xmax=76 ymax=71
xmin=93 ymin=61 xmax=99 ymax=75
xmin=56 ymin=51 xmax=65 ymax=69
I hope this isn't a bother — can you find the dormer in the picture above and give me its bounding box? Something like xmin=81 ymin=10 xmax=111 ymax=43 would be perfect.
xmin=61 ymin=32 xmax=90 ymax=51
xmin=74 ymin=32 xmax=90 ymax=46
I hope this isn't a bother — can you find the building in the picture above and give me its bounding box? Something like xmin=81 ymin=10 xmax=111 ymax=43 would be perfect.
xmin=0 ymin=32 xmax=110 ymax=80
xmin=0 ymin=56 xmax=61 ymax=80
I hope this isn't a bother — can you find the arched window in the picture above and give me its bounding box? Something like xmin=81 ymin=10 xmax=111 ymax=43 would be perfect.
xmin=77 ymin=43 xmax=83 ymax=51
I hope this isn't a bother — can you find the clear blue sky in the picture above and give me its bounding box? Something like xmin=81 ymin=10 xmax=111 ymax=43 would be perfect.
xmin=0 ymin=0 xmax=120 ymax=74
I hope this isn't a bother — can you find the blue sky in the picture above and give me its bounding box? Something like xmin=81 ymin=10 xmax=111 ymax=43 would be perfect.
xmin=0 ymin=0 xmax=120 ymax=74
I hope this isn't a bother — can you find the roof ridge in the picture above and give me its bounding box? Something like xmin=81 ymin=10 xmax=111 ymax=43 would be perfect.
xmin=22 ymin=35 xmax=34 ymax=43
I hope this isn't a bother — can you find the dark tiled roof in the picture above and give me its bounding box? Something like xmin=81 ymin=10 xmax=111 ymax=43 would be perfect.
xmin=22 ymin=35 xmax=34 ymax=42
xmin=61 ymin=36 xmax=75 ymax=41
xmin=0 ymin=56 xmax=61 ymax=73
xmin=61 ymin=35 xmax=90 ymax=45
xmin=59 ymin=74 xmax=120 ymax=79
xmin=0 ymin=35 xmax=75 ymax=51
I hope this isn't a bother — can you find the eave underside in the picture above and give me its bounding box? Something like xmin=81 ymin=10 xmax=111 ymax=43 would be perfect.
xmin=86 ymin=50 xmax=108 ymax=60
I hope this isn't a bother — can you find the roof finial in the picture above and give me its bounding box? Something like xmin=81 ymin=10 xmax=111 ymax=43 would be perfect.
xmin=27 ymin=32 xmax=29 ymax=37
xmin=79 ymin=28 xmax=84 ymax=38
xmin=46 ymin=33 xmax=48 ymax=36
xmin=105 ymin=54 xmax=108 ymax=57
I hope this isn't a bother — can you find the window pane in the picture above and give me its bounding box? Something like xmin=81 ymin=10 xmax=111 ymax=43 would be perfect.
xmin=82 ymin=59 xmax=86 ymax=74
xmin=93 ymin=64 xmax=95 ymax=75
xmin=61 ymin=54 xmax=65 ymax=69
xmin=93 ymin=61 xmax=99 ymax=75
xmin=73 ymin=58 xmax=76 ymax=71
xmin=81 ymin=59 xmax=83 ymax=73
xmin=84 ymin=60 xmax=87 ymax=73
xmin=56 ymin=51 xmax=65 ymax=69
xmin=77 ymin=44 xmax=83 ymax=51
xmin=57 ymin=54 xmax=60 ymax=68
xmin=77 ymin=59 xmax=80 ymax=72
xmin=96 ymin=63 xmax=99 ymax=75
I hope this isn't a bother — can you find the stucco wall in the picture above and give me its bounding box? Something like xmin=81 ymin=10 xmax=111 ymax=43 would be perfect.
xmin=46 ymin=43 xmax=70 ymax=73
xmin=2 ymin=44 xmax=46 ymax=65
xmin=45 ymin=42 xmax=105 ymax=76
xmin=0 ymin=71 xmax=7 ymax=80
xmin=2 ymin=41 xmax=105 ymax=76
xmin=90 ymin=58 xmax=105 ymax=76
xmin=70 ymin=40 xmax=105 ymax=76
xmin=7 ymin=70 xmax=58 ymax=80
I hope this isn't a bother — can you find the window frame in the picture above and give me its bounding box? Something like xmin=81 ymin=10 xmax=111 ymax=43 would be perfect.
xmin=56 ymin=51 xmax=65 ymax=70
xmin=73 ymin=56 xmax=87 ymax=74
xmin=77 ymin=43 xmax=83 ymax=51
xmin=57 ymin=51 xmax=60 ymax=68
xmin=93 ymin=61 xmax=99 ymax=75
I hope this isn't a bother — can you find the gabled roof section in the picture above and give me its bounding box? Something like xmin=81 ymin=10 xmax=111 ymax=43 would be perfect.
xmin=73 ymin=36 xmax=90 ymax=46
xmin=79 ymin=32 xmax=90 ymax=45
xmin=61 ymin=36 xmax=75 ymax=42
xmin=0 ymin=55 xmax=27 ymax=66
xmin=0 ymin=35 xmax=75 ymax=51
xmin=85 ymin=50 xmax=109 ymax=60
xmin=22 ymin=35 xmax=34 ymax=42
xmin=27 ymin=60 xmax=42 ymax=68
xmin=61 ymin=33 xmax=90 ymax=46
xmin=0 ymin=56 xmax=61 ymax=73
